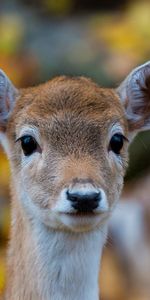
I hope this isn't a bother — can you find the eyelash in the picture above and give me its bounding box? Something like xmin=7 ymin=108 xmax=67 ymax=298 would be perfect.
xmin=16 ymin=135 xmax=41 ymax=156
xmin=109 ymin=133 xmax=128 ymax=155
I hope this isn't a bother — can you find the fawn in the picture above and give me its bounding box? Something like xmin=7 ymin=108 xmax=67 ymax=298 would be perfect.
xmin=0 ymin=61 xmax=150 ymax=300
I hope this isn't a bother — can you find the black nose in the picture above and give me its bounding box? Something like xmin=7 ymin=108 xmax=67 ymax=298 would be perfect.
xmin=67 ymin=190 xmax=101 ymax=212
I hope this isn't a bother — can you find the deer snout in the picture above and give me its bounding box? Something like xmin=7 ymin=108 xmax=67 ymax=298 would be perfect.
xmin=66 ymin=189 xmax=100 ymax=212
xmin=54 ymin=180 xmax=108 ymax=216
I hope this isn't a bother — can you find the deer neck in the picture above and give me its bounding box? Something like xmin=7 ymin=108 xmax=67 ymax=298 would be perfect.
xmin=5 ymin=193 xmax=107 ymax=300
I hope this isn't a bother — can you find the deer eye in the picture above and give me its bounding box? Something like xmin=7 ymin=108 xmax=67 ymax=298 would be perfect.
xmin=109 ymin=133 xmax=125 ymax=155
xmin=19 ymin=135 xmax=38 ymax=156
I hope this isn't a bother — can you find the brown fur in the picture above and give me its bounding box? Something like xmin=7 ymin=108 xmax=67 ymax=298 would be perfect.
xmin=3 ymin=76 xmax=129 ymax=299
xmin=7 ymin=76 xmax=128 ymax=208
xmin=0 ymin=61 xmax=150 ymax=299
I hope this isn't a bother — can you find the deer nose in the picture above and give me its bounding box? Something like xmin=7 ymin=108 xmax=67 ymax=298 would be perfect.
xmin=66 ymin=189 xmax=101 ymax=212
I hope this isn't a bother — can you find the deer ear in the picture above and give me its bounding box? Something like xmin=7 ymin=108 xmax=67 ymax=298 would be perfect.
xmin=0 ymin=70 xmax=18 ymax=131
xmin=117 ymin=61 xmax=150 ymax=132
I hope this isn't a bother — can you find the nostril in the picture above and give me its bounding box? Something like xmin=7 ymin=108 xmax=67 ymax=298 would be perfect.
xmin=66 ymin=190 xmax=101 ymax=212
xmin=66 ymin=191 xmax=79 ymax=202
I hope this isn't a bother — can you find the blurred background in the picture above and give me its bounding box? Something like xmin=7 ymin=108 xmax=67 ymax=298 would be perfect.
xmin=0 ymin=0 xmax=150 ymax=299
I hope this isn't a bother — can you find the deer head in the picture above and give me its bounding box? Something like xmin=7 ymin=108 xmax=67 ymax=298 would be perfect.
xmin=0 ymin=62 xmax=150 ymax=232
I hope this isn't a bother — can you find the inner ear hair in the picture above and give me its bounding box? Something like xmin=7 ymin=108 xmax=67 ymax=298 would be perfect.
xmin=117 ymin=61 xmax=150 ymax=132
xmin=141 ymin=71 xmax=150 ymax=102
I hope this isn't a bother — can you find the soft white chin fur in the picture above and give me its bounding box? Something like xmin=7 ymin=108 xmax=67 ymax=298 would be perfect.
xmin=57 ymin=212 xmax=109 ymax=232
xmin=26 ymin=219 xmax=108 ymax=300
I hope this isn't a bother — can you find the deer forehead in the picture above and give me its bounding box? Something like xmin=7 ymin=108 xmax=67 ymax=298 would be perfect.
xmin=7 ymin=77 xmax=127 ymax=140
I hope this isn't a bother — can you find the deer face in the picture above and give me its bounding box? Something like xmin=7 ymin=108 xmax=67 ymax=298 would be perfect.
xmin=0 ymin=62 xmax=150 ymax=232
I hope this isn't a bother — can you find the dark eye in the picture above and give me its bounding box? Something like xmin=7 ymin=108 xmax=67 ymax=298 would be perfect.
xmin=109 ymin=133 xmax=125 ymax=155
xmin=19 ymin=135 xmax=38 ymax=156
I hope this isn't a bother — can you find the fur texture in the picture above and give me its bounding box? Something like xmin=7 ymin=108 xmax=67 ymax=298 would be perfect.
xmin=0 ymin=62 xmax=150 ymax=299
